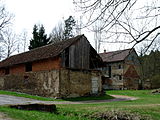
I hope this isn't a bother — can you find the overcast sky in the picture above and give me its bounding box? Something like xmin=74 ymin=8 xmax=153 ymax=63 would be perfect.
xmin=4 ymin=0 xmax=153 ymax=54
xmin=5 ymin=0 xmax=74 ymax=35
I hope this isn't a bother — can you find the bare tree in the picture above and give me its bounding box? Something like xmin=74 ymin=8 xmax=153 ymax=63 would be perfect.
xmin=0 ymin=0 xmax=13 ymax=33
xmin=0 ymin=0 xmax=14 ymax=59
xmin=74 ymin=0 xmax=160 ymax=53
xmin=50 ymin=22 xmax=65 ymax=43
xmin=1 ymin=28 xmax=17 ymax=58
xmin=19 ymin=30 xmax=29 ymax=52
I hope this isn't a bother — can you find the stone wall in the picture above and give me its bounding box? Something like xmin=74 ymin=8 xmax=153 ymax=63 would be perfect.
xmin=102 ymin=62 xmax=124 ymax=90
xmin=0 ymin=69 xmax=102 ymax=98
xmin=59 ymin=69 xmax=102 ymax=98
xmin=101 ymin=50 xmax=142 ymax=90
xmin=0 ymin=70 xmax=60 ymax=97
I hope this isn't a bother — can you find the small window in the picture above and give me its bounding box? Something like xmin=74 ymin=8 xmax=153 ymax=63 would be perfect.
xmin=25 ymin=62 xmax=32 ymax=72
xmin=131 ymin=56 xmax=134 ymax=61
xmin=118 ymin=64 xmax=121 ymax=69
xmin=108 ymin=66 xmax=111 ymax=78
xmin=5 ymin=68 xmax=9 ymax=75
xmin=119 ymin=75 xmax=122 ymax=80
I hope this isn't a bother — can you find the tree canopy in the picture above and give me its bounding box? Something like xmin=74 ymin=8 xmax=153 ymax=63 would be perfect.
xmin=63 ymin=16 xmax=76 ymax=39
xmin=29 ymin=24 xmax=50 ymax=50
xmin=50 ymin=16 xmax=76 ymax=43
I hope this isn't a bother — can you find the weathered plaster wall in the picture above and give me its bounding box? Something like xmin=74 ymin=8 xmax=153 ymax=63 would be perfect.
xmin=102 ymin=51 xmax=142 ymax=90
xmin=59 ymin=69 xmax=102 ymax=98
xmin=91 ymin=71 xmax=102 ymax=94
xmin=0 ymin=70 xmax=60 ymax=97
xmin=102 ymin=62 xmax=124 ymax=90
xmin=0 ymin=69 xmax=102 ymax=98
xmin=0 ymin=77 xmax=4 ymax=89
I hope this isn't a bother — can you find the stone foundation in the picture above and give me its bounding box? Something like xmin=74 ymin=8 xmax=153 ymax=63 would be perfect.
xmin=0 ymin=69 xmax=102 ymax=98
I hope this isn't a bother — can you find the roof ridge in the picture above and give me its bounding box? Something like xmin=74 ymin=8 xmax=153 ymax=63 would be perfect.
xmin=99 ymin=48 xmax=135 ymax=62
xmin=0 ymin=35 xmax=84 ymax=68
xmin=3 ymin=35 xmax=83 ymax=60
xmin=99 ymin=48 xmax=133 ymax=54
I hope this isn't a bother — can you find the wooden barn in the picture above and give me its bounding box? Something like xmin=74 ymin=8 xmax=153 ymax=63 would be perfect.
xmin=0 ymin=35 xmax=103 ymax=98
xmin=99 ymin=48 xmax=142 ymax=90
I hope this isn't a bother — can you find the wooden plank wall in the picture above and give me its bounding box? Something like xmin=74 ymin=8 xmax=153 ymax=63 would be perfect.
xmin=69 ymin=37 xmax=90 ymax=69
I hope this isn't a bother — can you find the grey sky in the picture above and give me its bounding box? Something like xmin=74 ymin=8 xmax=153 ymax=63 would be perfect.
xmin=5 ymin=0 xmax=74 ymax=34
xmin=4 ymin=0 xmax=157 ymax=54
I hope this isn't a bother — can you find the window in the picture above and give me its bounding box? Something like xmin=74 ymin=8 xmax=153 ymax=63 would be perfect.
xmin=25 ymin=62 xmax=32 ymax=72
xmin=131 ymin=56 xmax=134 ymax=61
xmin=119 ymin=75 xmax=122 ymax=80
xmin=118 ymin=64 xmax=121 ymax=69
xmin=108 ymin=66 xmax=111 ymax=78
xmin=113 ymin=74 xmax=116 ymax=77
xmin=5 ymin=68 xmax=9 ymax=75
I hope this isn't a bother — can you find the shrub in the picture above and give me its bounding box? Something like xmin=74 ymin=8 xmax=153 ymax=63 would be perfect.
xmin=90 ymin=110 xmax=150 ymax=120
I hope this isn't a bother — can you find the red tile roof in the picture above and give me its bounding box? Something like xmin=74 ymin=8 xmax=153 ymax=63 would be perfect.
xmin=0 ymin=35 xmax=84 ymax=68
xmin=99 ymin=48 xmax=134 ymax=63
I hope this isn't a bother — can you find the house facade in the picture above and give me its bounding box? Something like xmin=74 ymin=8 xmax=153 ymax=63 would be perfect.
xmin=0 ymin=35 xmax=103 ymax=98
xmin=100 ymin=49 xmax=142 ymax=90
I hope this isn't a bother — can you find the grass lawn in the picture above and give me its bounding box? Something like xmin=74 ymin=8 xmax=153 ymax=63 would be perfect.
xmin=0 ymin=90 xmax=160 ymax=120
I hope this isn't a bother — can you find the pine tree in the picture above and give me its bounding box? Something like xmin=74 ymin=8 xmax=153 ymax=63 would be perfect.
xmin=29 ymin=24 xmax=50 ymax=50
xmin=63 ymin=16 xmax=76 ymax=39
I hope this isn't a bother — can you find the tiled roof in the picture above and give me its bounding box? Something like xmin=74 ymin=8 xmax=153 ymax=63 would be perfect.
xmin=0 ymin=35 xmax=84 ymax=68
xmin=99 ymin=48 xmax=134 ymax=63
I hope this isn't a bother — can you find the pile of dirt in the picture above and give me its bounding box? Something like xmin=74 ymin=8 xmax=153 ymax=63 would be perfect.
xmin=152 ymin=88 xmax=160 ymax=94
xmin=90 ymin=111 xmax=150 ymax=120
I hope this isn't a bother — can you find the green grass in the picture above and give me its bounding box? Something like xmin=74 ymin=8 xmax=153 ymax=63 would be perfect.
xmin=0 ymin=90 xmax=59 ymax=101
xmin=57 ymin=90 xmax=160 ymax=120
xmin=0 ymin=90 xmax=160 ymax=120
xmin=0 ymin=106 xmax=88 ymax=120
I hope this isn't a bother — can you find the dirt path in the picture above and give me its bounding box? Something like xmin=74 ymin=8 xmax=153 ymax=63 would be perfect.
xmin=0 ymin=94 xmax=138 ymax=105
xmin=0 ymin=94 xmax=137 ymax=120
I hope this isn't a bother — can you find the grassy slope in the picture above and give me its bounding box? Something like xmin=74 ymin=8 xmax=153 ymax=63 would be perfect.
xmin=0 ymin=107 xmax=88 ymax=120
xmin=0 ymin=90 xmax=160 ymax=120
xmin=57 ymin=90 xmax=160 ymax=120
xmin=0 ymin=90 xmax=60 ymax=101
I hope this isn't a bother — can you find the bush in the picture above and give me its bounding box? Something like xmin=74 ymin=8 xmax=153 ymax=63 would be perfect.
xmin=90 ymin=110 xmax=150 ymax=120
xmin=152 ymin=88 xmax=160 ymax=94
xmin=150 ymin=74 xmax=160 ymax=89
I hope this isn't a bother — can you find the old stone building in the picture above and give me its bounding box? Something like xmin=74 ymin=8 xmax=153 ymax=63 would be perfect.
xmin=99 ymin=48 xmax=142 ymax=90
xmin=0 ymin=35 xmax=103 ymax=98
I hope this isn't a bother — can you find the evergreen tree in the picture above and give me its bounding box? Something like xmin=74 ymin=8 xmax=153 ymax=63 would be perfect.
xmin=63 ymin=16 xmax=76 ymax=39
xmin=29 ymin=24 xmax=50 ymax=50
